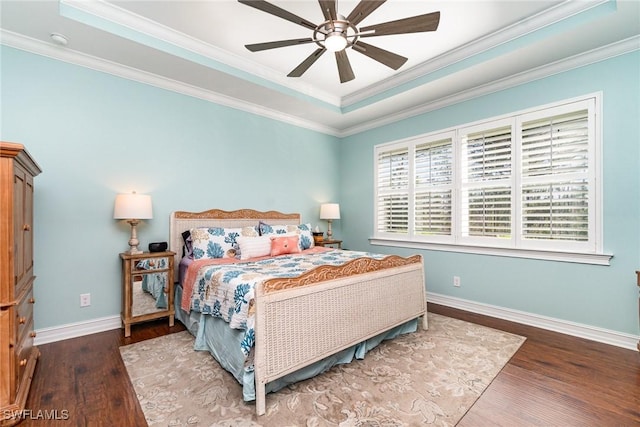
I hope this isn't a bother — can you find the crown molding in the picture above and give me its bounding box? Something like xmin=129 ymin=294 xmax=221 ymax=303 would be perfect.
xmin=340 ymin=35 xmax=640 ymax=137
xmin=2 ymin=30 xmax=637 ymax=138
xmin=0 ymin=29 xmax=340 ymax=137
xmin=59 ymin=0 xmax=342 ymax=108
xmin=61 ymin=0 xmax=609 ymax=111
xmin=341 ymin=0 xmax=610 ymax=108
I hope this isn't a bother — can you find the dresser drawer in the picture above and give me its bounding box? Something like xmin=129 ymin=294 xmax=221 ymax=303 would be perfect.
xmin=0 ymin=309 xmax=14 ymax=398
xmin=14 ymin=329 xmax=35 ymax=390
xmin=15 ymin=288 xmax=35 ymax=344
xmin=133 ymin=257 xmax=170 ymax=272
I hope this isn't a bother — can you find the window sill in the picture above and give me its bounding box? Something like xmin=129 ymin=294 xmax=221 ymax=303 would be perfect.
xmin=369 ymin=237 xmax=613 ymax=265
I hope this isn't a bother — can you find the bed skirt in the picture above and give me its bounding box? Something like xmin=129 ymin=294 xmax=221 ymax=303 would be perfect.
xmin=174 ymin=285 xmax=418 ymax=401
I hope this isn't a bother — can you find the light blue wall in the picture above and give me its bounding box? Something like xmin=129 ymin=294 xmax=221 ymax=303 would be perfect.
xmin=1 ymin=46 xmax=341 ymax=329
xmin=339 ymin=51 xmax=640 ymax=336
xmin=2 ymin=45 xmax=639 ymax=339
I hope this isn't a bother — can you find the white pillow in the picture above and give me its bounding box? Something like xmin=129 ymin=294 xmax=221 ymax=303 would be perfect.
xmin=237 ymin=235 xmax=272 ymax=260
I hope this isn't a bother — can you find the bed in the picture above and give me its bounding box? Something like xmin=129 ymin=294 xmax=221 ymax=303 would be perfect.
xmin=169 ymin=208 xmax=427 ymax=415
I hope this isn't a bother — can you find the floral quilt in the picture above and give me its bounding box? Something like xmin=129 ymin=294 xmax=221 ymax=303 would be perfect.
xmin=185 ymin=249 xmax=387 ymax=357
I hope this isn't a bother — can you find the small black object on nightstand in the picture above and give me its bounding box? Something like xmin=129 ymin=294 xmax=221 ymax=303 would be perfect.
xmin=149 ymin=242 xmax=168 ymax=252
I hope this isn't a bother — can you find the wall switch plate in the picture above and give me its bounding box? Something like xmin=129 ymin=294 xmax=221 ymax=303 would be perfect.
xmin=80 ymin=293 xmax=91 ymax=307
xmin=453 ymin=276 xmax=461 ymax=287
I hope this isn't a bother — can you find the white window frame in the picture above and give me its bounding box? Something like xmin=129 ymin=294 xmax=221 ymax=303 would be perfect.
xmin=371 ymin=93 xmax=611 ymax=265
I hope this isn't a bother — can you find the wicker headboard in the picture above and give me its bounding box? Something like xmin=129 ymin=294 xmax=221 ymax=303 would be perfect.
xmin=169 ymin=209 xmax=301 ymax=282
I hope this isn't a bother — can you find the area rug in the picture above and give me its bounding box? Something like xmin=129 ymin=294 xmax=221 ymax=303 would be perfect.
xmin=120 ymin=313 xmax=525 ymax=426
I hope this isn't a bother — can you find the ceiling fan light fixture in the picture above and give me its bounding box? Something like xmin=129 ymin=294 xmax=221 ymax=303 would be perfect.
xmin=239 ymin=0 xmax=441 ymax=83
xmin=324 ymin=32 xmax=347 ymax=52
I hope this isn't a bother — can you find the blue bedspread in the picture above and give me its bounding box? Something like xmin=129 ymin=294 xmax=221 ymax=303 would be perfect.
xmin=187 ymin=250 xmax=387 ymax=357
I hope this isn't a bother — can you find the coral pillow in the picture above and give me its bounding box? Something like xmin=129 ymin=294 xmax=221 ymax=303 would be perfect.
xmin=270 ymin=235 xmax=301 ymax=256
xmin=258 ymin=222 xmax=315 ymax=250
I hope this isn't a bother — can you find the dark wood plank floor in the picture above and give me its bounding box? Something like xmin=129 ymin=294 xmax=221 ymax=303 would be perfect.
xmin=18 ymin=303 xmax=640 ymax=426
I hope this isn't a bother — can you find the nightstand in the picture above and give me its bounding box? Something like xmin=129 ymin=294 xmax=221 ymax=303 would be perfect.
xmin=120 ymin=251 xmax=175 ymax=337
xmin=316 ymin=239 xmax=342 ymax=249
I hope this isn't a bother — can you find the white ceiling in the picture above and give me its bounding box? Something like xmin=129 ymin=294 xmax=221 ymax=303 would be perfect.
xmin=1 ymin=0 xmax=639 ymax=136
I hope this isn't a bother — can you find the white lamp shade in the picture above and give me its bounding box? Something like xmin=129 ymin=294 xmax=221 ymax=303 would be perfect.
xmin=320 ymin=203 xmax=340 ymax=220
xmin=113 ymin=193 xmax=153 ymax=219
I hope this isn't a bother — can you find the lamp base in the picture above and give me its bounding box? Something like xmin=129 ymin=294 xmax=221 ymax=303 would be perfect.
xmin=326 ymin=219 xmax=333 ymax=239
xmin=126 ymin=219 xmax=143 ymax=255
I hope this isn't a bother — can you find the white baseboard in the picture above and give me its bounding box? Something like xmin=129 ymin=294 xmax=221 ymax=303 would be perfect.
xmin=428 ymin=293 xmax=640 ymax=351
xmin=34 ymin=315 xmax=121 ymax=346
xmin=33 ymin=297 xmax=639 ymax=351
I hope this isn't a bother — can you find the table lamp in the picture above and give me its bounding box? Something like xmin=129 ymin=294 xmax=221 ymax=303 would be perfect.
xmin=320 ymin=203 xmax=340 ymax=240
xmin=114 ymin=192 xmax=153 ymax=254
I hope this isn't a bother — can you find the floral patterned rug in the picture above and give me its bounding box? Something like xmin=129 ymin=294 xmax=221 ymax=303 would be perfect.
xmin=120 ymin=313 xmax=525 ymax=426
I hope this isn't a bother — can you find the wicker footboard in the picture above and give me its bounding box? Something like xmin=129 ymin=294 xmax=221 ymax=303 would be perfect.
xmin=253 ymin=255 xmax=426 ymax=415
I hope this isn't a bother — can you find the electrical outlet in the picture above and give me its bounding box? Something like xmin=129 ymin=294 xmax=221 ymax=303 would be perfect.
xmin=80 ymin=293 xmax=91 ymax=307
xmin=453 ymin=276 xmax=461 ymax=287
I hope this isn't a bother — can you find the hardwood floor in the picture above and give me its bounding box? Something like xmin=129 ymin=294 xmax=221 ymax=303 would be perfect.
xmin=16 ymin=304 xmax=639 ymax=426
xmin=431 ymin=305 xmax=640 ymax=427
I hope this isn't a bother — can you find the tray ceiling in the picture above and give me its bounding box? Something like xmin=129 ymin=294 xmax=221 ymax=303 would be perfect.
xmin=1 ymin=0 xmax=638 ymax=135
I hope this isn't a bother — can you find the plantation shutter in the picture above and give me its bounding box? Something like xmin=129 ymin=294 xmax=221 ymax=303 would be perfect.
xmin=414 ymin=139 xmax=453 ymax=236
xmin=373 ymin=95 xmax=600 ymax=259
xmin=376 ymin=147 xmax=409 ymax=234
xmin=520 ymin=109 xmax=589 ymax=242
xmin=461 ymin=125 xmax=512 ymax=238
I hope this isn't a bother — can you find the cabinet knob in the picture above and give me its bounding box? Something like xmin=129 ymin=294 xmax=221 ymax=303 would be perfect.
xmin=29 ymin=297 xmax=35 ymax=304
xmin=30 ymin=331 xmax=37 ymax=338
xmin=23 ymin=224 xmax=31 ymax=231
xmin=19 ymin=316 xmax=26 ymax=324
xmin=19 ymin=359 xmax=27 ymax=367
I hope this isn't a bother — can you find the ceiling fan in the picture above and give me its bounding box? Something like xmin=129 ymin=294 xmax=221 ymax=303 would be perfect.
xmin=238 ymin=0 xmax=440 ymax=83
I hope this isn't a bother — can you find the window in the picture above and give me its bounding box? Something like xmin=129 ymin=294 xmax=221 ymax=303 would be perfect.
xmin=373 ymin=94 xmax=605 ymax=263
xmin=376 ymin=147 xmax=409 ymax=234
xmin=414 ymin=138 xmax=453 ymax=237
xmin=460 ymin=121 xmax=513 ymax=244
xmin=376 ymin=132 xmax=454 ymax=243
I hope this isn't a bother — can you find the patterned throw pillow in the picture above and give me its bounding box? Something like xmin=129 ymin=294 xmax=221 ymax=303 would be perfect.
xmin=258 ymin=222 xmax=314 ymax=250
xmin=269 ymin=235 xmax=301 ymax=256
xmin=190 ymin=226 xmax=258 ymax=260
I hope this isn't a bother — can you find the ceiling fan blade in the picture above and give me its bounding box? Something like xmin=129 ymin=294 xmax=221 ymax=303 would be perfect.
xmin=238 ymin=0 xmax=317 ymax=31
xmin=360 ymin=11 xmax=440 ymax=37
xmin=246 ymin=38 xmax=315 ymax=52
xmin=346 ymin=1 xmax=386 ymax=26
xmin=288 ymin=48 xmax=326 ymax=77
xmin=352 ymin=41 xmax=407 ymax=70
xmin=318 ymin=0 xmax=337 ymax=21
xmin=335 ymin=50 xmax=355 ymax=83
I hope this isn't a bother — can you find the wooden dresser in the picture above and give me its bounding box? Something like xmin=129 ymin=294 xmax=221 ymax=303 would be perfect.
xmin=0 ymin=142 xmax=41 ymax=426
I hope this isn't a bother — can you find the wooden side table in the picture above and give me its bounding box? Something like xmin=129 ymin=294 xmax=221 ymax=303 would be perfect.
xmin=120 ymin=251 xmax=175 ymax=337
xmin=316 ymin=239 xmax=342 ymax=249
